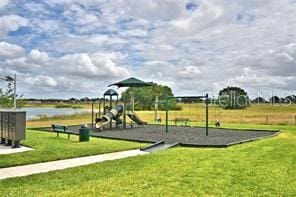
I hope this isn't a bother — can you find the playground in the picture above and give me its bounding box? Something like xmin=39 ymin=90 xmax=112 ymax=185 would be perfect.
xmin=0 ymin=77 xmax=293 ymax=196
xmin=21 ymin=77 xmax=275 ymax=150
xmin=1 ymin=77 xmax=282 ymax=153
xmin=61 ymin=77 xmax=278 ymax=148
xmin=37 ymin=78 xmax=279 ymax=149
xmin=39 ymin=124 xmax=279 ymax=147
xmin=87 ymin=125 xmax=279 ymax=147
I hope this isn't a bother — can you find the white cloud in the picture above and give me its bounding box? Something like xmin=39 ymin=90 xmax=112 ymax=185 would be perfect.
xmin=0 ymin=15 xmax=29 ymax=38
xmin=52 ymin=34 xmax=126 ymax=53
xmin=1 ymin=46 xmax=130 ymax=97
xmin=63 ymin=3 xmax=102 ymax=29
xmin=178 ymin=66 xmax=201 ymax=79
xmin=60 ymin=52 xmax=129 ymax=78
xmin=120 ymin=29 xmax=148 ymax=37
xmin=169 ymin=0 xmax=225 ymax=35
xmin=0 ymin=42 xmax=25 ymax=59
xmin=27 ymin=50 xmax=50 ymax=65
xmin=27 ymin=75 xmax=58 ymax=88
xmin=35 ymin=20 xmax=59 ymax=32
xmin=122 ymin=0 xmax=188 ymax=21
xmin=234 ymin=68 xmax=287 ymax=88
xmin=0 ymin=0 xmax=10 ymax=9
xmin=1 ymin=0 xmax=296 ymax=98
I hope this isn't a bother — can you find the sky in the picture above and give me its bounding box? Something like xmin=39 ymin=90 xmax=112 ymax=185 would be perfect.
xmin=0 ymin=0 xmax=295 ymax=99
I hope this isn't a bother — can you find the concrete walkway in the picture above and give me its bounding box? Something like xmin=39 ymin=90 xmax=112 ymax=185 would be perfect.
xmin=0 ymin=149 xmax=148 ymax=181
xmin=0 ymin=144 xmax=33 ymax=155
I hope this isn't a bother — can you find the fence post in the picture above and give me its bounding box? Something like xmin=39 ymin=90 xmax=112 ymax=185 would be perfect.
xmin=266 ymin=115 xmax=269 ymax=124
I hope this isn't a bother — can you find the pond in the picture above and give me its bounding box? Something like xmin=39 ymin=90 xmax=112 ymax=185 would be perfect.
xmin=22 ymin=107 xmax=94 ymax=120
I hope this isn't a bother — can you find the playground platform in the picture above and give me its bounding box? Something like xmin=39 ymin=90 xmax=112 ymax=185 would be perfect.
xmin=38 ymin=125 xmax=280 ymax=147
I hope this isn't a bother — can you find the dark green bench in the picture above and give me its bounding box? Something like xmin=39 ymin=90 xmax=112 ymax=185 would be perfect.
xmin=52 ymin=124 xmax=72 ymax=140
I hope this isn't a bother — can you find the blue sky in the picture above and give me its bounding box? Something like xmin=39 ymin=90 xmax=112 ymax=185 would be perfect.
xmin=0 ymin=0 xmax=295 ymax=99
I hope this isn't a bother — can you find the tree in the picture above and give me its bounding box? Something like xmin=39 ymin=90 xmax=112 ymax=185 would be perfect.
xmin=180 ymin=97 xmax=202 ymax=103
xmin=285 ymin=95 xmax=296 ymax=104
xmin=252 ymin=97 xmax=266 ymax=103
xmin=0 ymin=83 xmax=25 ymax=108
xmin=121 ymin=83 xmax=177 ymax=110
xmin=68 ymin=97 xmax=78 ymax=103
xmin=80 ymin=97 xmax=91 ymax=102
xmin=218 ymin=86 xmax=250 ymax=109
xmin=269 ymin=96 xmax=280 ymax=104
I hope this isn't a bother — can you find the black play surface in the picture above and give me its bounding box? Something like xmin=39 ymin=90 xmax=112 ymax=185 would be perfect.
xmin=38 ymin=124 xmax=280 ymax=147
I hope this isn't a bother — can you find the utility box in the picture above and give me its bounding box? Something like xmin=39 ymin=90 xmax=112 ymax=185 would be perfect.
xmin=0 ymin=110 xmax=26 ymax=148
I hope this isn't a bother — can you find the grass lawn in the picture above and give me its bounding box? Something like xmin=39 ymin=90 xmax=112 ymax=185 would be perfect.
xmin=0 ymin=123 xmax=295 ymax=196
xmin=0 ymin=129 xmax=147 ymax=168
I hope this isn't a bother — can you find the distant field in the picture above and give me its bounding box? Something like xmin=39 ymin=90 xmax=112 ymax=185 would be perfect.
xmin=26 ymin=103 xmax=296 ymax=128
xmin=139 ymin=103 xmax=296 ymax=125
xmin=24 ymin=102 xmax=92 ymax=109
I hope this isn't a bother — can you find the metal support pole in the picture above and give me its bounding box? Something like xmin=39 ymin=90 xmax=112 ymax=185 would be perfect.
xmin=115 ymin=95 xmax=119 ymax=128
xmin=123 ymin=103 xmax=126 ymax=129
xmin=155 ymin=96 xmax=159 ymax=121
xmin=98 ymin=99 xmax=101 ymax=118
xmin=13 ymin=74 xmax=16 ymax=109
xmin=131 ymin=95 xmax=135 ymax=112
xmin=206 ymin=94 xmax=209 ymax=136
xmin=165 ymin=97 xmax=169 ymax=133
xmin=91 ymin=100 xmax=94 ymax=129
xmin=109 ymin=95 xmax=112 ymax=129
xmin=103 ymin=96 xmax=106 ymax=114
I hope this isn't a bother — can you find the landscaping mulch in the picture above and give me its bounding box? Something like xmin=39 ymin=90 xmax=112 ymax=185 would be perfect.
xmin=60 ymin=124 xmax=280 ymax=147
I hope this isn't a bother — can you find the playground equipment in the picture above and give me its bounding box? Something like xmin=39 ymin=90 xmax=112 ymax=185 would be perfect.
xmin=102 ymin=89 xmax=119 ymax=111
xmin=91 ymin=89 xmax=118 ymax=128
xmin=95 ymin=104 xmax=148 ymax=129
xmin=96 ymin=105 xmax=124 ymax=129
xmin=126 ymin=111 xmax=147 ymax=126
xmin=93 ymin=87 xmax=148 ymax=130
xmin=0 ymin=110 xmax=26 ymax=148
xmin=163 ymin=94 xmax=209 ymax=136
xmin=108 ymin=77 xmax=152 ymax=111
xmin=94 ymin=89 xmax=123 ymax=129
xmin=214 ymin=98 xmax=222 ymax=127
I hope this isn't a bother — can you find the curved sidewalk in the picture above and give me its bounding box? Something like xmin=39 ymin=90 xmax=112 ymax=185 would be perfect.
xmin=0 ymin=149 xmax=148 ymax=181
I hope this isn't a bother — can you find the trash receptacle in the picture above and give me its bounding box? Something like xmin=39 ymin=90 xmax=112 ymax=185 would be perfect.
xmin=79 ymin=125 xmax=89 ymax=142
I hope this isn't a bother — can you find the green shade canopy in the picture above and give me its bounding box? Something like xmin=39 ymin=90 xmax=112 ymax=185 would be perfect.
xmin=103 ymin=89 xmax=118 ymax=96
xmin=108 ymin=77 xmax=152 ymax=111
xmin=108 ymin=77 xmax=152 ymax=88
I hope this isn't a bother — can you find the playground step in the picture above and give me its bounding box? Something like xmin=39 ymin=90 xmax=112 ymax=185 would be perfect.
xmin=141 ymin=141 xmax=180 ymax=153
xmin=0 ymin=149 xmax=148 ymax=181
